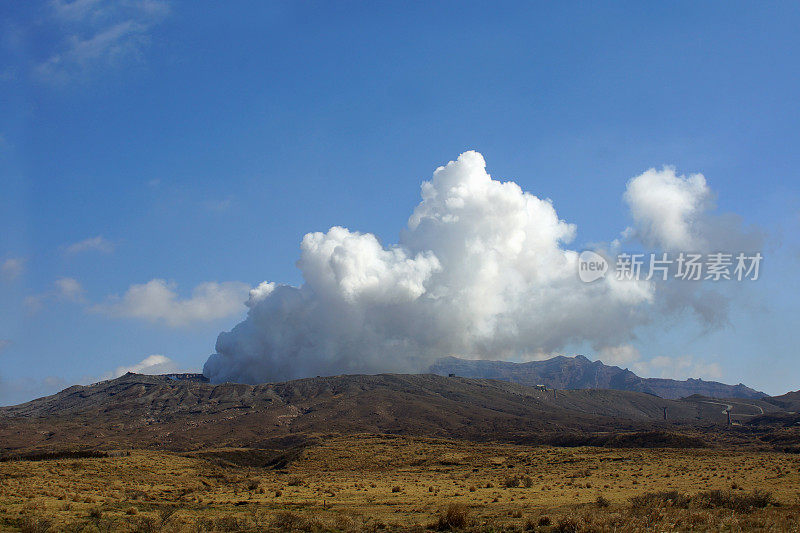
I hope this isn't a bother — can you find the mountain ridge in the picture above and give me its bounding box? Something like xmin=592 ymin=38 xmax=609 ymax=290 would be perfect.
xmin=1 ymin=371 xmax=755 ymax=454
xmin=428 ymin=355 xmax=766 ymax=400
xmin=1 ymin=370 xmax=790 ymax=457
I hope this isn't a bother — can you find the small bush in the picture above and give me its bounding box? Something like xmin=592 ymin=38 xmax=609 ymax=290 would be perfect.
xmin=332 ymin=513 xmax=358 ymax=530
xmin=502 ymin=474 xmax=534 ymax=488
xmin=133 ymin=516 xmax=158 ymax=533
xmin=596 ymin=495 xmax=610 ymax=508
xmin=193 ymin=517 xmax=215 ymax=532
xmin=215 ymin=515 xmax=243 ymax=531
xmin=538 ymin=516 xmax=551 ymax=526
xmin=554 ymin=515 xmax=579 ymax=533
xmin=630 ymin=490 xmax=691 ymax=509
xmin=158 ymin=506 xmax=177 ymax=524
xmin=391 ymin=486 xmax=401 ymax=493
xmin=272 ymin=511 xmax=309 ymax=530
xmin=437 ymin=503 xmax=469 ymax=530
xmin=18 ymin=516 xmax=52 ymax=533
xmin=694 ymin=489 xmax=774 ymax=511
xmin=629 ymin=489 xmax=774 ymax=513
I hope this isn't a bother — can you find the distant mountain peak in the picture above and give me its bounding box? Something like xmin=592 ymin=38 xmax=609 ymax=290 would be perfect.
xmin=429 ymin=355 xmax=765 ymax=400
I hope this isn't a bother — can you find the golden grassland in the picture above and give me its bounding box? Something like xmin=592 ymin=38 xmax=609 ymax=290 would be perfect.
xmin=2 ymin=434 xmax=800 ymax=532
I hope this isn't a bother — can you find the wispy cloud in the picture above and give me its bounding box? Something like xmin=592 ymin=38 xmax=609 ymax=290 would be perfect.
xmin=596 ymin=344 xmax=722 ymax=381
xmin=63 ymin=235 xmax=114 ymax=255
xmin=0 ymin=353 xmax=193 ymax=406
xmin=36 ymin=0 xmax=170 ymax=82
xmin=596 ymin=344 xmax=641 ymax=367
xmin=0 ymin=375 xmax=72 ymax=407
xmin=50 ymin=0 xmax=104 ymax=21
xmin=0 ymin=339 xmax=11 ymax=353
xmin=1 ymin=257 xmax=25 ymax=281
xmin=25 ymin=277 xmax=85 ymax=312
xmin=55 ymin=277 xmax=84 ymax=301
xmin=203 ymin=196 xmax=234 ymax=213
xmin=642 ymin=355 xmax=723 ymax=381
xmin=95 ymin=279 xmax=250 ymax=327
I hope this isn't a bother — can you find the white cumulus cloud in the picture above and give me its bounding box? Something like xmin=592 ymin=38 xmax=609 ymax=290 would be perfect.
xmin=623 ymin=166 xmax=711 ymax=250
xmin=623 ymin=166 xmax=761 ymax=253
xmin=97 ymin=279 xmax=251 ymax=327
xmin=204 ymin=151 xmax=661 ymax=384
xmin=246 ymin=281 xmax=276 ymax=308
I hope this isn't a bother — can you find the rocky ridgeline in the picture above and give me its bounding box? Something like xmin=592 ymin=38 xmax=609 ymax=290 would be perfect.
xmin=429 ymin=355 xmax=766 ymax=400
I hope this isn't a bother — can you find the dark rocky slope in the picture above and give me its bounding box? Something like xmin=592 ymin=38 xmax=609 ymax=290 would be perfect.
xmin=0 ymin=372 xmax=743 ymax=454
xmin=429 ymin=355 xmax=766 ymax=400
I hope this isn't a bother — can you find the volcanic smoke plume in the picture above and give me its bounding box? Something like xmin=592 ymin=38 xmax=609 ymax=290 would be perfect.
xmin=203 ymin=151 xmax=751 ymax=384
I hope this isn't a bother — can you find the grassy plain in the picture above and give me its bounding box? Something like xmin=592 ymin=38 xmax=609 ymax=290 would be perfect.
xmin=2 ymin=434 xmax=799 ymax=532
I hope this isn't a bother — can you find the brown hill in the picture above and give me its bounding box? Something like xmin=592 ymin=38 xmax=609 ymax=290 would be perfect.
xmin=0 ymin=372 xmax=761 ymax=455
xmin=429 ymin=355 xmax=766 ymax=400
xmin=762 ymin=390 xmax=800 ymax=412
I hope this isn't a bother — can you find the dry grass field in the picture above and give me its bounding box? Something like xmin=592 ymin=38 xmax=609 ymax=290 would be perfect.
xmin=2 ymin=434 xmax=800 ymax=532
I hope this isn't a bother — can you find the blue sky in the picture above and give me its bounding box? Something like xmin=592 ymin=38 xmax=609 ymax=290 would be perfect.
xmin=1 ymin=1 xmax=799 ymax=404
